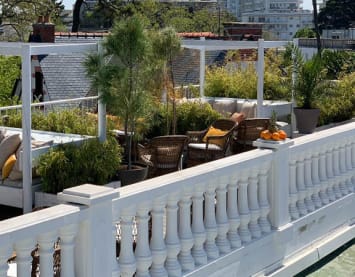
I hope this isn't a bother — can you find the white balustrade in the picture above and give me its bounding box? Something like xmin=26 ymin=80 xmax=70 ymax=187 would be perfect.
xmin=216 ymin=176 xmax=231 ymax=253
xmin=311 ymin=149 xmax=322 ymax=209
xmin=150 ymin=197 xmax=168 ymax=277
xmin=289 ymin=159 xmax=299 ymax=220
xmin=258 ymin=164 xmax=271 ymax=233
xmin=135 ymin=203 xmax=152 ymax=277
xmin=248 ymin=169 xmax=262 ymax=239
xmin=238 ymin=171 xmax=252 ymax=243
xmin=178 ymin=190 xmax=194 ymax=272
xmin=165 ymin=193 xmax=181 ymax=277
xmin=345 ymin=139 xmax=354 ymax=192
xmin=37 ymin=231 xmax=57 ymax=277
xmin=304 ymin=153 xmax=316 ymax=212
xmin=319 ymin=146 xmax=330 ymax=204
xmin=227 ymin=174 xmax=242 ymax=248
xmin=204 ymin=181 xmax=219 ymax=260
xmin=332 ymin=143 xmax=343 ymax=198
xmin=14 ymin=238 xmax=35 ymax=277
xmin=59 ymin=224 xmax=78 ymax=277
xmin=0 ymin=244 xmax=12 ymax=276
xmin=296 ymin=155 xmax=308 ymax=216
xmin=191 ymin=184 xmax=207 ymax=265
xmin=352 ymin=139 xmax=355 ymax=188
xmin=326 ymin=146 xmax=337 ymax=201
xmin=339 ymin=140 xmax=349 ymax=195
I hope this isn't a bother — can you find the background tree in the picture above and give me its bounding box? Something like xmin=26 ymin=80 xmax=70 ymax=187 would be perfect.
xmin=0 ymin=0 xmax=64 ymax=41
xmin=318 ymin=0 xmax=355 ymax=30
xmin=293 ymin=27 xmax=316 ymax=38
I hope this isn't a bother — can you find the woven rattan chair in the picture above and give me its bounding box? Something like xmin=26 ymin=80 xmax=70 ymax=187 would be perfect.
xmin=232 ymin=118 xmax=270 ymax=153
xmin=186 ymin=119 xmax=237 ymax=166
xmin=137 ymin=135 xmax=188 ymax=177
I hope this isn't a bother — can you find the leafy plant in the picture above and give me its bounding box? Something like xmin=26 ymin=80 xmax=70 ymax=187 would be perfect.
xmin=37 ymin=137 xmax=122 ymax=194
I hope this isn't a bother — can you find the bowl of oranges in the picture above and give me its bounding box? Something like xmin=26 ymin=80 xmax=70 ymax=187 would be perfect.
xmin=259 ymin=129 xmax=287 ymax=142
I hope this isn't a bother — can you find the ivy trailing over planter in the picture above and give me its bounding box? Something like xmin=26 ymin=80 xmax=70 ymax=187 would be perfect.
xmin=36 ymin=136 xmax=122 ymax=194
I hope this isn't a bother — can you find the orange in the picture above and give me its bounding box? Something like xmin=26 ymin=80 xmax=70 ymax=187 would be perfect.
xmin=272 ymin=132 xmax=281 ymax=141
xmin=278 ymin=130 xmax=287 ymax=140
xmin=260 ymin=130 xmax=272 ymax=140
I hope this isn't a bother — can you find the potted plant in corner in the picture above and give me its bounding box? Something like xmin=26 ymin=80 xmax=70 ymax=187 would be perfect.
xmin=85 ymin=15 xmax=156 ymax=186
xmin=292 ymin=47 xmax=326 ymax=134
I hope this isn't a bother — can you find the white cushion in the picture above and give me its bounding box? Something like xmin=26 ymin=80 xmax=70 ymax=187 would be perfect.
xmin=188 ymin=143 xmax=222 ymax=151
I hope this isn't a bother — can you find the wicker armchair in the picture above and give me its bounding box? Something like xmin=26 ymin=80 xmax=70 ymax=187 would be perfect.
xmin=232 ymin=118 xmax=270 ymax=153
xmin=186 ymin=119 xmax=237 ymax=166
xmin=137 ymin=135 xmax=188 ymax=177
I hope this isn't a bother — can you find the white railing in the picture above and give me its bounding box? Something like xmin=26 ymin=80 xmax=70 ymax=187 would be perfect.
xmin=1 ymin=122 xmax=355 ymax=277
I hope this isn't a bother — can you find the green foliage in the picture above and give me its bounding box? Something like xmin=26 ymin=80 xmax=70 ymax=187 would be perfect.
xmin=318 ymin=0 xmax=355 ymax=30
xmin=321 ymin=50 xmax=355 ymax=79
xmin=37 ymin=137 xmax=122 ymax=194
xmin=0 ymin=56 xmax=21 ymax=101
xmin=293 ymin=27 xmax=316 ymax=38
xmin=146 ymin=101 xmax=221 ymax=138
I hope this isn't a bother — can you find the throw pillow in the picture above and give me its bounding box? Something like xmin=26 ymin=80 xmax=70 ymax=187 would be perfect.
xmin=0 ymin=134 xmax=21 ymax=169
xmin=202 ymin=126 xmax=228 ymax=148
xmin=230 ymin=112 xmax=245 ymax=124
xmin=2 ymin=154 xmax=16 ymax=180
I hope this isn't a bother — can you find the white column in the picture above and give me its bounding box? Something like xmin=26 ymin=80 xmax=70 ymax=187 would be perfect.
xmin=318 ymin=146 xmax=330 ymax=204
xmin=311 ymin=150 xmax=322 ymax=209
xmin=60 ymin=224 xmax=78 ymax=277
xmin=248 ymin=169 xmax=262 ymax=239
xmin=227 ymin=174 xmax=242 ymax=249
xmin=199 ymin=37 xmax=206 ymax=98
xmin=216 ymin=176 xmax=231 ymax=254
xmin=257 ymin=39 xmax=264 ymax=117
xmin=345 ymin=139 xmax=354 ymax=193
xmin=191 ymin=184 xmax=207 ymax=265
xmin=326 ymin=146 xmax=336 ymax=201
xmin=178 ymin=190 xmax=194 ymax=272
xmin=135 ymin=203 xmax=152 ymax=277
xmin=304 ymin=154 xmax=315 ymax=212
xmin=119 ymin=211 xmax=136 ymax=277
xmin=339 ymin=140 xmax=349 ymax=195
xmin=289 ymin=159 xmax=299 ymax=220
xmin=38 ymin=231 xmax=57 ymax=277
xmin=296 ymin=155 xmax=308 ymax=216
xmin=97 ymin=42 xmax=107 ymax=142
xmin=0 ymin=244 xmax=12 ymax=276
xmin=238 ymin=172 xmax=251 ymax=243
xmin=204 ymin=182 xmax=219 ymax=260
xmin=165 ymin=193 xmax=181 ymax=277
xmin=332 ymin=143 xmax=342 ymax=198
xmin=352 ymin=139 xmax=355 ymax=187
xmin=21 ymin=44 xmax=33 ymax=213
xmin=258 ymin=164 xmax=271 ymax=233
xmin=14 ymin=238 xmax=35 ymax=276
xmin=150 ymin=197 xmax=167 ymax=277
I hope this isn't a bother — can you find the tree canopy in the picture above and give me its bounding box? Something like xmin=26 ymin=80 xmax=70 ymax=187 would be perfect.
xmin=318 ymin=0 xmax=355 ymax=30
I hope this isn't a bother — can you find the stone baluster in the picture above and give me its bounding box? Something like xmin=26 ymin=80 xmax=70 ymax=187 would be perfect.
xmin=326 ymin=146 xmax=336 ymax=201
xmin=216 ymin=176 xmax=231 ymax=254
xmin=60 ymin=223 xmax=78 ymax=277
xmin=248 ymin=169 xmax=262 ymax=239
xmin=258 ymin=164 xmax=271 ymax=233
xmin=0 ymin=244 xmax=12 ymax=276
xmin=304 ymin=153 xmax=315 ymax=212
xmin=296 ymin=155 xmax=308 ymax=216
xmin=318 ymin=146 xmax=330 ymax=204
xmin=37 ymin=231 xmax=57 ymax=277
xmin=238 ymin=171 xmax=252 ymax=243
xmin=165 ymin=193 xmax=181 ymax=277
xmin=112 ymin=209 xmax=121 ymax=276
xmin=119 ymin=208 xmax=136 ymax=277
xmin=204 ymin=181 xmax=219 ymax=260
xmin=150 ymin=197 xmax=168 ymax=277
xmin=227 ymin=174 xmax=242 ymax=248
xmin=178 ymin=190 xmax=194 ymax=272
xmin=345 ymin=139 xmax=354 ymax=193
xmin=14 ymin=238 xmax=35 ymax=277
xmin=191 ymin=183 xmax=207 ymax=266
xmin=135 ymin=203 xmax=152 ymax=277
xmin=289 ymin=159 xmax=299 ymax=220
xmin=332 ymin=143 xmax=343 ymax=198
xmin=339 ymin=140 xmax=349 ymax=195
xmin=352 ymin=139 xmax=355 ymax=187
xmin=311 ymin=149 xmax=322 ymax=209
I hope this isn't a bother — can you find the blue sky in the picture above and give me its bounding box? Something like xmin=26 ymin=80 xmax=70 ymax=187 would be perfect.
xmin=62 ymin=0 xmax=313 ymax=11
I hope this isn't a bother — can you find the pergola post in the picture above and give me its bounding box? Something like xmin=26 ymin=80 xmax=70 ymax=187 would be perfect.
xmin=21 ymin=44 xmax=33 ymax=213
xmin=199 ymin=37 xmax=206 ymax=98
xmin=97 ymin=42 xmax=106 ymax=142
xmin=257 ymin=39 xmax=265 ymax=117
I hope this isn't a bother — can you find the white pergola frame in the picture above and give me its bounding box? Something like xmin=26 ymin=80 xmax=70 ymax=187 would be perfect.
xmin=181 ymin=38 xmax=298 ymax=117
xmin=0 ymin=42 xmax=104 ymax=213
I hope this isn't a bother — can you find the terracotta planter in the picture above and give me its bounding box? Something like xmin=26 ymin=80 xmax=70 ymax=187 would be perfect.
xmin=293 ymin=108 xmax=320 ymax=134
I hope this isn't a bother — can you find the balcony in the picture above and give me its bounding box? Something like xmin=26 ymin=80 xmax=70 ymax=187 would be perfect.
xmin=2 ymin=121 xmax=355 ymax=277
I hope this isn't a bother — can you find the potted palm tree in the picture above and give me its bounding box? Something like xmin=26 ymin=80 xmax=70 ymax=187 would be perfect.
xmin=292 ymin=47 xmax=326 ymax=134
xmin=85 ymin=16 xmax=156 ymax=185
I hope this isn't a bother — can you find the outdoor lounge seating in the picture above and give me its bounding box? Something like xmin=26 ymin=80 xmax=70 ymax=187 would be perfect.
xmin=137 ymin=135 xmax=188 ymax=177
xmin=232 ymin=118 xmax=270 ymax=153
xmin=186 ymin=119 xmax=237 ymax=166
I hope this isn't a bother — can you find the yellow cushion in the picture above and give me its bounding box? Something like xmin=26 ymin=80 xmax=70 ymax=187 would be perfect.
xmin=2 ymin=154 xmax=16 ymax=180
xmin=202 ymin=127 xmax=228 ymax=147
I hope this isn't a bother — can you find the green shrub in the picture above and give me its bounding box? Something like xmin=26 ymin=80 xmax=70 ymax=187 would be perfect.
xmin=37 ymin=137 xmax=122 ymax=194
